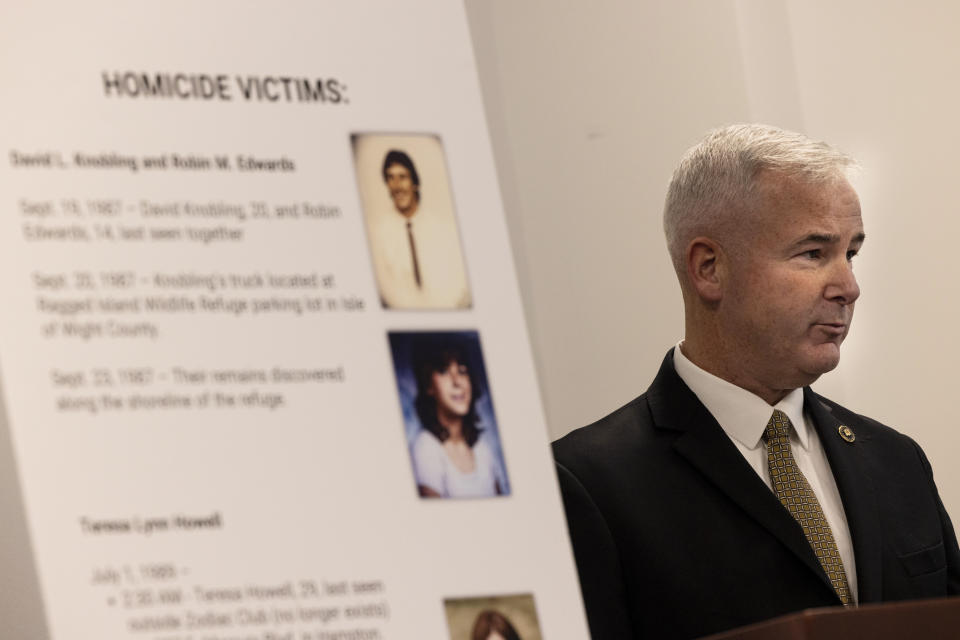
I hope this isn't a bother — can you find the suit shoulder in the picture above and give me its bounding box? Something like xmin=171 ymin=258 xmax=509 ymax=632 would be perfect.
xmin=811 ymin=391 xmax=922 ymax=449
xmin=553 ymin=393 xmax=653 ymax=470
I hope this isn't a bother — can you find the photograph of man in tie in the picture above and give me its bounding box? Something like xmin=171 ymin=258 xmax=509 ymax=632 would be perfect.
xmin=353 ymin=133 xmax=472 ymax=309
xmin=553 ymin=124 xmax=960 ymax=639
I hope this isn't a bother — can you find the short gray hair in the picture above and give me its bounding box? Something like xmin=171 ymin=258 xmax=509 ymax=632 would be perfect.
xmin=663 ymin=124 xmax=856 ymax=277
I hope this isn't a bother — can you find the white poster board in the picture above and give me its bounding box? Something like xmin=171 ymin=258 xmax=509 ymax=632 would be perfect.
xmin=0 ymin=2 xmax=589 ymax=638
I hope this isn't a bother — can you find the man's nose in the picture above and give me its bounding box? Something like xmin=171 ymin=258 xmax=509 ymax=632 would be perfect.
xmin=825 ymin=259 xmax=860 ymax=306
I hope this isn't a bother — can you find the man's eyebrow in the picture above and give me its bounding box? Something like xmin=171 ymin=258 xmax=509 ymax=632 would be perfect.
xmin=790 ymin=231 xmax=866 ymax=248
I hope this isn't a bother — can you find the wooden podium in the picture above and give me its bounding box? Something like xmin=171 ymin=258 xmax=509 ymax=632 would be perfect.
xmin=701 ymin=597 xmax=960 ymax=639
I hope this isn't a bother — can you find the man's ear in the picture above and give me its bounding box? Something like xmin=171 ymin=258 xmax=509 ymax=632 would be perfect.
xmin=685 ymin=237 xmax=724 ymax=303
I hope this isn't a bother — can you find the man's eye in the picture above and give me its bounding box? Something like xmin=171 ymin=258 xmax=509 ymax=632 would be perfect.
xmin=802 ymin=249 xmax=821 ymax=259
xmin=846 ymin=249 xmax=859 ymax=261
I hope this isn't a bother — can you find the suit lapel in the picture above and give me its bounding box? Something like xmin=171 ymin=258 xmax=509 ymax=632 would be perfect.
xmin=805 ymin=388 xmax=883 ymax=602
xmin=647 ymin=351 xmax=839 ymax=597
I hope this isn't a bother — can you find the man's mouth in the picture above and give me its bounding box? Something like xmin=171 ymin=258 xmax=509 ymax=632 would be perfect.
xmin=814 ymin=322 xmax=847 ymax=336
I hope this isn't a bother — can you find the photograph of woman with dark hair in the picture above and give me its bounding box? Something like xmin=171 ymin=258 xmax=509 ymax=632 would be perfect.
xmin=388 ymin=331 xmax=510 ymax=499
xmin=470 ymin=609 xmax=522 ymax=640
xmin=444 ymin=594 xmax=540 ymax=640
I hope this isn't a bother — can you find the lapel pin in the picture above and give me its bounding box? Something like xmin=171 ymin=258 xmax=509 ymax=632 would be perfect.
xmin=838 ymin=425 xmax=855 ymax=443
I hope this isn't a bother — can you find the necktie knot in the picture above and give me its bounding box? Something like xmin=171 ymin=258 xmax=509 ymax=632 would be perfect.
xmin=764 ymin=409 xmax=792 ymax=445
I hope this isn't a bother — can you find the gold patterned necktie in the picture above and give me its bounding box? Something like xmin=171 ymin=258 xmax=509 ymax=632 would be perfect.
xmin=765 ymin=409 xmax=852 ymax=605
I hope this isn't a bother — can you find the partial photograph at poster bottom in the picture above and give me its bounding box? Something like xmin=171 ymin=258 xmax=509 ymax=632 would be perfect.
xmin=387 ymin=331 xmax=510 ymax=499
xmin=444 ymin=593 xmax=541 ymax=640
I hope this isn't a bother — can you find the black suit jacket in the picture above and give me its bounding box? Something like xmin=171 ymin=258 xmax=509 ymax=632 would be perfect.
xmin=553 ymin=350 xmax=960 ymax=639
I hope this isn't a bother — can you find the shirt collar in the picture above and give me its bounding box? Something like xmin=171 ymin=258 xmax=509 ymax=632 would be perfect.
xmin=672 ymin=341 xmax=809 ymax=450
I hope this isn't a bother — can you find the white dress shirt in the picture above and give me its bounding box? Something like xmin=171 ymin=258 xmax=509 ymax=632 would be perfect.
xmin=366 ymin=204 xmax=471 ymax=309
xmin=673 ymin=342 xmax=858 ymax=602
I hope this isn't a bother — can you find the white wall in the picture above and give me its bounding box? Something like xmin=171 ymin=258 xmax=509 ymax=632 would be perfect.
xmin=465 ymin=0 xmax=748 ymax=428
xmin=465 ymin=0 xmax=960 ymax=521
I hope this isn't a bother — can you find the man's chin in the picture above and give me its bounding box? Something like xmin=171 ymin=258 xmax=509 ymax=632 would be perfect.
xmin=801 ymin=346 xmax=842 ymax=379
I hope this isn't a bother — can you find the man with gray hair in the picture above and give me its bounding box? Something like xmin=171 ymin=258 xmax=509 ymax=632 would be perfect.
xmin=553 ymin=124 xmax=960 ymax=639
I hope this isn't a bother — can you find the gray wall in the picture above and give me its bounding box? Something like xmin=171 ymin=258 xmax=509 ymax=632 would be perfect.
xmin=466 ymin=0 xmax=960 ymax=522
